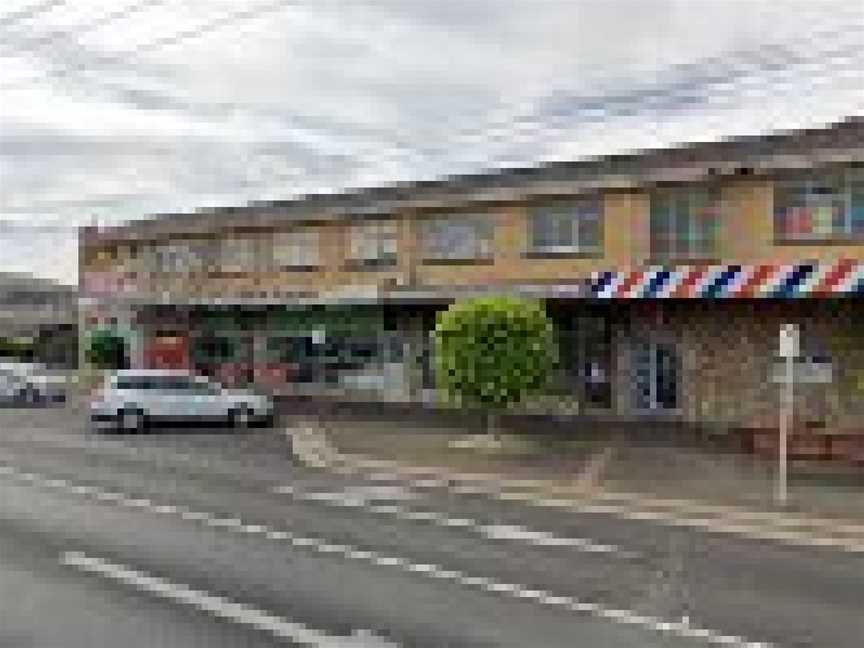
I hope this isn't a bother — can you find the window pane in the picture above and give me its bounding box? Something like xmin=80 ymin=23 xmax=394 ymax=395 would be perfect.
xmin=219 ymin=237 xmax=260 ymax=271
xmin=273 ymin=231 xmax=319 ymax=267
xmin=577 ymin=209 xmax=601 ymax=249
xmin=775 ymin=169 xmax=857 ymax=240
xmin=651 ymin=188 xmax=718 ymax=259
xmin=348 ymin=221 xmax=398 ymax=262
xmin=422 ymin=216 xmax=493 ymax=259
xmin=851 ymin=177 xmax=864 ymax=234
xmin=530 ymin=200 xmax=601 ymax=251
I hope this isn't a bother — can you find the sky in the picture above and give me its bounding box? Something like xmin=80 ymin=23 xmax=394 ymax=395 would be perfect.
xmin=1 ymin=0 xmax=862 ymax=284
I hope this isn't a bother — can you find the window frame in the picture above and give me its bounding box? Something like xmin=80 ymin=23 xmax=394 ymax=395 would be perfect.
xmin=217 ymin=235 xmax=264 ymax=273
xmin=419 ymin=214 xmax=495 ymax=264
xmin=272 ymin=229 xmax=321 ymax=270
xmin=773 ymin=167 xmax=864 ymax=243
xmin=527 ymin=198 xmax=603 ymax=257
xmin=345 ymin=220 xmax=399 ymax=268
xmin=649 ymin=186 xmax=722 ymax=262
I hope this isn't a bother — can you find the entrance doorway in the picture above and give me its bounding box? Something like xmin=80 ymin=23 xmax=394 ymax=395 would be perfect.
xmin=633 ymin=340 xmax=680 ymax=412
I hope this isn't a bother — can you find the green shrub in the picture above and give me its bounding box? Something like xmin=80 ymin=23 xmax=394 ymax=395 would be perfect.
xmin=434 ymin=296 xmax=557 ymax=413
xmin=85 ymin=329 xmax=128 ymax=370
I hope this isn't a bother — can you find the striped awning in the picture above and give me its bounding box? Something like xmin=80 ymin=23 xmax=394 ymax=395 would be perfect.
xmin=589 ymin=259 xmax=864 ymax=298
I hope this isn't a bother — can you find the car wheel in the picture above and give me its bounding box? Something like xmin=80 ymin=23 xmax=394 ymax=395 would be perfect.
xmin=229 ymin=406 xmax=252 ymax=430
xmin=118 ymin=408 xmax=146 ymax=434
xmin=20 ymin=386 xmax=42 ymax=406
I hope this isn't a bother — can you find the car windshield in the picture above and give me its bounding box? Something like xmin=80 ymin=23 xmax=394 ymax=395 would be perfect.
xmin=113 ymin=375 xmax=215 ymax=392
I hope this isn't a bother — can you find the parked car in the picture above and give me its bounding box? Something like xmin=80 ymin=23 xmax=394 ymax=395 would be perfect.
xmin=0 ymin=362 xmax=67 ymax=406
xmin=89 ymin=369 xmax=274 ymax=433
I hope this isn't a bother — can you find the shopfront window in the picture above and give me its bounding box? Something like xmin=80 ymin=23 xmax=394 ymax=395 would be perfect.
xmin=555 ymin=315 xmax=612 ymax=409
xmin=650 ymin=187 xmax=721 ymax=261
xmin=774 ymin=167 xmax=864 ymax=242
xmin=266 ymin=331 xmax=400 ymax=386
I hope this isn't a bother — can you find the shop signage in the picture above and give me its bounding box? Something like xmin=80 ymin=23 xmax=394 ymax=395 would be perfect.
xmin=770 ymin=358 xmax=833 ymax=384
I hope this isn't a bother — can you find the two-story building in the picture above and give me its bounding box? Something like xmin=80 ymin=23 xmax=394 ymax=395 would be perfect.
xmin=80 ymin=116 xmax=864 ymax=440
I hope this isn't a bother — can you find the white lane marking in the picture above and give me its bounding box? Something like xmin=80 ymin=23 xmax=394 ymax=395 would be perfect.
xmin=477 ymin=524 xmax=626 ymax=555
xmin=289 ymin=430 xmax=864 ymax=542
xmin=487 ymin=490 xmax=864 ymax=551
xmin=60 ymin=551 xmax=400 ymax=648
xmin=271 ymin=486 xmax=636 ymax=558
xmin=3 ymin=465 xmax=773 ymax=648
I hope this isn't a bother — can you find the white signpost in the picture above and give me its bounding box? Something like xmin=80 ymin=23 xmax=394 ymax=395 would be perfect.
xmin=776 ymin=323 xmax=799 ymax=506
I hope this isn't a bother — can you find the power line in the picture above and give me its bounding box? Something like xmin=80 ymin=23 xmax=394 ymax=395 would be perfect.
xmin=1 ymin=1 xmax=860 ymax=185
xmin=432 ymin=19 xmax=864 ymax=153
xmin=1 ymin=0 xmax=300 ymax=90
xmin=3 ymin=1 xmax=860 ymax=152
xmin=0 ymin=0 xmax=66 ymax=29
xmin=0 ymin=0 xmax=171 ymax=59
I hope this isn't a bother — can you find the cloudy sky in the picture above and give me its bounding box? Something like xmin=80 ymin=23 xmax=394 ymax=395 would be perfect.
xmin=1 ymin=0 xmax=862 ymax=284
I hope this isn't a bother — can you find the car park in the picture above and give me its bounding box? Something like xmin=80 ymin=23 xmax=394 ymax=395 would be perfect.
xmin=89 ymin=369 xmax=274 ymax=433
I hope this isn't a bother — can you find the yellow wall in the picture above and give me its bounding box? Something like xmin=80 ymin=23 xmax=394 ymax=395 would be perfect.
xmin=80 ymin=170 xmax=864 ymax=298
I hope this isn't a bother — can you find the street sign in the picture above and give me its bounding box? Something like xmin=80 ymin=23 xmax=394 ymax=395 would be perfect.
xmin=776 ymin=323 xmax=798 ymax=507
xmin=770 ymin=358 xmax=833 ymax=384
xmin=778 ymin=323 xmax=799 ymax=359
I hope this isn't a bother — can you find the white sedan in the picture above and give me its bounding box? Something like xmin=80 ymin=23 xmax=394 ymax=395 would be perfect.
xmin=0 ymin=362 xmax=67 ymax=405
xmin=90 ymin=369 xmax=274 ymax=433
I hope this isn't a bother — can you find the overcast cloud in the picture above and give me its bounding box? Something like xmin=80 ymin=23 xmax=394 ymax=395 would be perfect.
xmin=1 ymin=0 xmax=862 ymax=283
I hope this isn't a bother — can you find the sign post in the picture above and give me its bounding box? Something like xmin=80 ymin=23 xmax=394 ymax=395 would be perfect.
xmin=776 ymin=323 xmax=798 ymax=506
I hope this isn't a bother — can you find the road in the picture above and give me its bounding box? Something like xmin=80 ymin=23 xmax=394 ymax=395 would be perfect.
xmin=0 ymin=403 xmax=861 ymax=647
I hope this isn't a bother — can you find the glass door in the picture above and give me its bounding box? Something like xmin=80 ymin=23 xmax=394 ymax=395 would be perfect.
xmin=633 ymin=340 xmax=680 ymax=411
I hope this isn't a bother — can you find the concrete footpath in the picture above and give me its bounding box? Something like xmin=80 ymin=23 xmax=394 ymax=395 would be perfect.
xmin=286 ymin=412 xmax=864 ymax=555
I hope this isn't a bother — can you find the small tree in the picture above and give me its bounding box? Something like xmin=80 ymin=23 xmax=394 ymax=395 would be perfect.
xmin=85 ymin=329 xmax=128 ymax=370
xmin=434 ymin=296 xmax=557 ymax=435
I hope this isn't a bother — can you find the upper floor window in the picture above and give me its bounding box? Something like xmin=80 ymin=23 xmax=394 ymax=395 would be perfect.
xmin=528 ymin=198 xmax=602 ymax=255
xmin=346 ymin=220 xmax=398 ymax=267
xmin=219 ymin=236 xmax=265 ymax=273
xmin=420 ymin=215 xmax=494 ymax=262
xmin=273 ymin=230 xmax=320 ymax=269
xmin=152 ymin=242 xmax=201 ymax=273
xmin=144 ymin=240 xmax=216 ymax=274
xmin=774 ymin=167 xmax=864 ymax=242
xmin=650 ymin=187 xmax=721 ymax=261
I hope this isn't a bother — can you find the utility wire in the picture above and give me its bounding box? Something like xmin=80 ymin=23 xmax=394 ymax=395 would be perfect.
xmin=0 ymin=0 xmax=171 ymax=58
xmin=0 ymin=1 xmax=860 ymax=188
xmin=1 ymin=0 xmax=300 ymax=90
xmin=0 ymin=0 xmax=66 ymax=29
xmin=2 ymin=0 xmax=860 ymax=160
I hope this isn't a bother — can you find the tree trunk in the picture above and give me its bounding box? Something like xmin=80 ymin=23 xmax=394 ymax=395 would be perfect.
xmin=486 ymin=410 xmax=500 ymax=441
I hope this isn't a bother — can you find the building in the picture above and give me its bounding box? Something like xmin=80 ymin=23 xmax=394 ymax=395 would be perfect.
xmin=0 ymin=272 xmax=78 ymax=368
xmin=79 ymin=117 xmax=863 ymax=442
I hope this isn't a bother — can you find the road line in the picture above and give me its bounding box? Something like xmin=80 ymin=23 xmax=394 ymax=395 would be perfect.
xmin=288 ymin=428 xmax=864 ymax=546
xmin=59 ymin=551 xmax=400 ymax=647
xmin=8 ymin=464 xmax=775 ymax=648
xmin=271 ymin=486 xmax=638 ymax=558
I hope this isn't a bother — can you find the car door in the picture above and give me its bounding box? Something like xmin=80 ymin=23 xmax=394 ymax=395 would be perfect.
xmin=130 ymin=377 xmax=174 ymax=418
xmin=156 ymin=376 xmax=224 ymax=421
xmin=186 ymin=376 xmax=227 ymax=421
xmin=0 ymin=369 xmax=22 ymax=401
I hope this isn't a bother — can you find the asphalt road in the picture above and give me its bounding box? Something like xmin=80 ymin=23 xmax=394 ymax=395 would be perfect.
xmin=0 ymin=404 xmax=861 ymax=647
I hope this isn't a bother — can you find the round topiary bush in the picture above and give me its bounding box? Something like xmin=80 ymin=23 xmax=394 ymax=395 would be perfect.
xmin=433 ymin=296 xmax=557 ymax=428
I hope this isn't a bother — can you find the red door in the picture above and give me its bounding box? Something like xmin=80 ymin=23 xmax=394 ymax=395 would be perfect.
xmin=145 ymin=334 xmax=191 ymax=370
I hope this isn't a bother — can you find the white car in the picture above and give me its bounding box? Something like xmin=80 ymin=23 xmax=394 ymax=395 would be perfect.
xmin=90 ymin=369 xmax=274 ymax=433
xmin=0 ymin=362 xmax=67 ymax=406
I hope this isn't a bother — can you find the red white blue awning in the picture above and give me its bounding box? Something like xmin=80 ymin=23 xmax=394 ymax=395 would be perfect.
xmin=589 ymin=259 xmax=864 ymax=298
